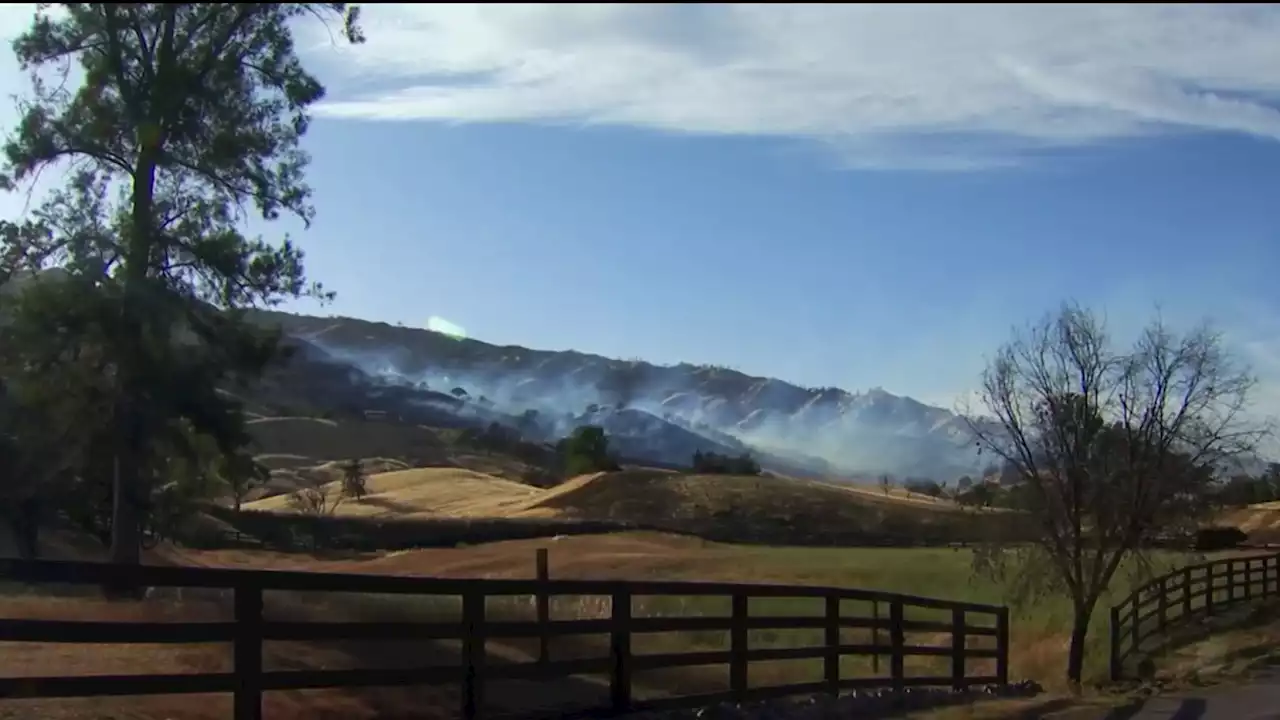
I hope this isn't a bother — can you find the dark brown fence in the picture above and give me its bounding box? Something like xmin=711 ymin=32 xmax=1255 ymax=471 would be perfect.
xmin=1109 ymin=552 xmax=1280 ymax=680
xmin=0 ymin=559 xmax=1008 ymax=719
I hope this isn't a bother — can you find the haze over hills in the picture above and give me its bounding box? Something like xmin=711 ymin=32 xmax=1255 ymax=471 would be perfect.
xmin=248 ymin=309 xmax=989 ymax=482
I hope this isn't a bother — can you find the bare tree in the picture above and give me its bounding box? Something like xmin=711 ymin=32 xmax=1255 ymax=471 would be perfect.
xmin=288 ymin=482 xmax=344 ymax=517
xmin=964 ymin=303 xmax=1268 ymax=686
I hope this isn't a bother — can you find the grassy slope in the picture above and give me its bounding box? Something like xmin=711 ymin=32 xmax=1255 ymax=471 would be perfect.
xmin=243 ymin=461 xmax=1003 ymax=546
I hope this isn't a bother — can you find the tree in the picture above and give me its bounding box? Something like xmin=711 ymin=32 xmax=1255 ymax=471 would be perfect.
xmin=222 ymin=451 xmax=268 ymax=512
xmin=878 ymin=474 xmax=894 ymax=496
xmin=692 ymin=450 xmax=762 ymax=476
xmin=340 ymin=458 xmax=366 ymax=501
xmin=904 ymin=478 xmax=943 ymax=498
xmin=562 ymin=425 xmax=619 ymax=476
xmin=956 ymin=475 xmax=974 ymax=492
xmin=0 ymin=4 xmax=364 ymax=575
xmin=964 ymin=304 xmax=1266 ymax=686
xmin=288 ymin=481 xmax=342 ymax=517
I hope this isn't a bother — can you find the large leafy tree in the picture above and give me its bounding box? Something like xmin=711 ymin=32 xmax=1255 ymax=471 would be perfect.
xmin=0 ymin=4 xmax=364 ymax=571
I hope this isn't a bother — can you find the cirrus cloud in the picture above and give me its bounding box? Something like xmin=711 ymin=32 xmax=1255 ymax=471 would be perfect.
xmin=303 ymin=3 xmax=1280 ymax=169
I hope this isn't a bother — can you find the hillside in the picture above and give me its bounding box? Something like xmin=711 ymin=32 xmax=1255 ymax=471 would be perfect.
xmin=246 ymin=309 xmax=988 ymax=481
xmin=244 ymin=466 xmax=1009 ymax=546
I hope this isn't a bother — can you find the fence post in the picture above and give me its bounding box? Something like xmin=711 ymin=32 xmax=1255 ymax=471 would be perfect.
xmin=536 ymin=548 xmax=550 ymax=665
xmin=1109 ymin=605 xmax=1122 ymax=681
xmin=730 ymin=594 xmax=748 ymax=701
xmin=825 ymin=595 xmax=840 ymax=695
xmin=871 ymin=600 xmax=881 ymax=674
xmin=950 ymin=607 xmax=966 ymax=691
xmin=461 ymin=590 xmax=486 ymax=720
xmin=1130 ymin=593 xmax=1140 ymax=652
xmin=995 ymin=606 xmax=1009 ymax=687
xmin=1245 ymin=559 xmax=1253 ymax=601
xmin=1205 ymin=563 xmax=1215 ymax=616
xmin=1182 ymin=567 xmax=1192 ymax=619
xmin=1227 ymin=560 xmax=1236 ymax=604
xmin=889 ymin=599 xmax=905 ymax=695
xmin=1157 ymin=577 xmax=1168 ymax=633
xmin=610 ymin=588 xmax=633 ymax=712
xmin=233 ymin=581 xmax=264 ymax=720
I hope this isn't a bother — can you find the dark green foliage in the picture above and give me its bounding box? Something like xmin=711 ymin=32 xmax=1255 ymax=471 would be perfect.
xmin=561 ymin=425 xmax=620 ymax=476
xmin=1193 ymin=526 xmax=1248 ymax=551
xmin=340 ymin=458 xmax=366 ymax=501
xmin=691 ymin=449 xmax=762 ymax=476
xmin=902 ymin=478 xmax=943 ymax=497
xmin=1213 ymin=465 xmax=1280 ymax=507
xmin=0 ymin=4 xmax=364 ymax=568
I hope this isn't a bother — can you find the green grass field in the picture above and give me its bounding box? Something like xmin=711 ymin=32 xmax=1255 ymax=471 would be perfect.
xmin=273 ymin=537 xmax=1232 ymax=692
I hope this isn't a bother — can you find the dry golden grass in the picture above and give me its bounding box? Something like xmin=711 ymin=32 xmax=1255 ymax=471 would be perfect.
xmin=1218 ymin=505 xmax=1280 ymax=543
xmin=243 ymin=466 xmax=980 ymax=538
xmin=245 ymin=466 xmax=544 ymax=518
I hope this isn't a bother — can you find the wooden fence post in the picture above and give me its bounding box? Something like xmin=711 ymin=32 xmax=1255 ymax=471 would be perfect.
xmin=994 ymin=606 xmax=1009 ymax=687
xmin=729 ymin=594 xmax=748 ymax=700
xmin=950 ymin=608 xmax=966 ymax=691
xmin=233 ymin=582 xmax=264 ymax=720
xmin=1245 ymin=559 xmax=1253 ymax=601
xmin=610 ymin=588 xmax=633 ymax=712
xmin=1157 ymin=577 xmax=1168 ymax=633
xmin=461 ymin=591 xmax=486 ymax=720
xmin=824 ymin=595 xmax=840 ymax=695
xmin=1182 ymin=567 xmax=1192 ymax=619
xmin=1130 ymin=594 xmax=1140 ymax=651
xmin=1227 ymin=560 xmax=1236 ymax=604
xmin=871 ymin=600 xmax=881 ymax=674
xmin=889 ymin=599 xmax=905 ymax=695
xmin=1109 ymin=605 xmax=1122 ymax=682
xmin=536 ymin=548 xmax=550 ymax=665
xmin=1205 ymin=563 xmax=1215 ymax=616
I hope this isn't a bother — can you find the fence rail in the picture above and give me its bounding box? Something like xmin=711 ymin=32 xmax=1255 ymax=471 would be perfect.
xmin=0 ymin=558 xmax=1009 ymax=720
xmin=1109 ymin=552 xmax=1280 ymax=680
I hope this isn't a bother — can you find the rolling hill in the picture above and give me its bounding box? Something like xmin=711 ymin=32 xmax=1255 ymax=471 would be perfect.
xmin=244 ymin=464 xmax=1010 ymax=546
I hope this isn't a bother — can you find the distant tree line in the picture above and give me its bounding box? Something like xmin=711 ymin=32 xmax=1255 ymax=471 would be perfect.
xmin=692 ymin=450 xmax=761 ymax=476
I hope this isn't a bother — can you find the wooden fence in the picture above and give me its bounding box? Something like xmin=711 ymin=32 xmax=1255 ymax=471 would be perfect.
xmin=0 ymin=558 xmax=1009 ymax=719
xmin=1109 ymin=552 xmax=1280 ymax=680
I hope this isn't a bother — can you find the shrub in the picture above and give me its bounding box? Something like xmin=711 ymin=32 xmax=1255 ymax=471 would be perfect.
xmin=562 ymin=425 xmax=620 ymax=475
xmin=1193 ymin=525 xmax=1248 ymax=551
xmin=692 ymin=450 xmax=761 ymax=476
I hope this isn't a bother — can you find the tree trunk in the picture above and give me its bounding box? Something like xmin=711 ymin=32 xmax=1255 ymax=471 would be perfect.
xmin=106 ymin=428 xmax=145 ymax=599
xmin=1066 ymin=608 xmax=1092 ymax=688
xmin=107 ymin=145 xmax=160 ymax=598
xmin=15 ymin=496 xmax=40 ymax=560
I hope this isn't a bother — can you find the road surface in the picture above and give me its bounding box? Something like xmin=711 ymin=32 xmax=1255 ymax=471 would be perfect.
xmin=1077 ymin=668 xmax=1280 ymax=720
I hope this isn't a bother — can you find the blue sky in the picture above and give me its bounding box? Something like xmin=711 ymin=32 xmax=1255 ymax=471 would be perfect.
xmin=5 ymin=4 xmax=1280 ymax=413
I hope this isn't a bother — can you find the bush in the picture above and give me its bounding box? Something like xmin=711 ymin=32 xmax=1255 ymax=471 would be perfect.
xmin=1194 ymin=525 xmax=1248 ymax=551
xmin=903 ymin=478 xmax=943 ymax=498
xmin=692 ymin=450 xmax=761 ymax=476
xmin=561 ymin=425 xmax=620 ymax=476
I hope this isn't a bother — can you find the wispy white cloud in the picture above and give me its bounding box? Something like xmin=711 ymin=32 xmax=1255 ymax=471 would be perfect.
xmin=302 ymin=3 xmax=1280 ymax=169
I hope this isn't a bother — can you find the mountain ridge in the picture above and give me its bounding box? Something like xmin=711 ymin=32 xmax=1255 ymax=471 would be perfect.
xmin=248 ymin=309 xmax=988 ymax=481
